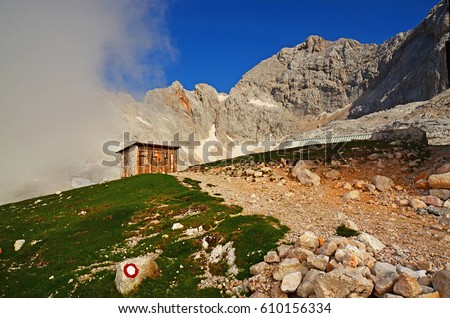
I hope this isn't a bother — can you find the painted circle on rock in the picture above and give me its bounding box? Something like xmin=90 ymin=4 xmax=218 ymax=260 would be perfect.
xmin=124 ymin=263 xmax=139 ymax=278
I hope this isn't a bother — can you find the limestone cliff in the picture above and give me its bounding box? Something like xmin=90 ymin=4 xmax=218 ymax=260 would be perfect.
xmin=112 ymin=1 xmax=449 ymax=162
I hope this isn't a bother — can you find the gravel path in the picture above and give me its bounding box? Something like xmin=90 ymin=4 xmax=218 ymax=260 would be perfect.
xmin=175 ymin=146 xmax=450 ymax=271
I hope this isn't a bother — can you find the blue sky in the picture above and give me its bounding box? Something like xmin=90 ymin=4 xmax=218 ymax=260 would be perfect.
xmin=153 ymin=0 xmax=439 ymax=95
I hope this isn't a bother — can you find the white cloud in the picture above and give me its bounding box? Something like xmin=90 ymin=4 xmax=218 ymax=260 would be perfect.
xmin=0 ymin=0 xmax=175 ymax=204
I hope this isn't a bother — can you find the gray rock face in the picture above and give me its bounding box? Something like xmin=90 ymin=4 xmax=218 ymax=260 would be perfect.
xmin=375 ymin=273 xmax=399 ymax=295
xmin=217 ymin=1 xmax=449 ymax=141
xmin=349 ymin=1 xmax=449 ymax=118
xmin=233 ymin=35 xmax=375 ymax=116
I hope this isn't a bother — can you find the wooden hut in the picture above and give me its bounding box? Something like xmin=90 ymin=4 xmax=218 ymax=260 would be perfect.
xmin=117 ymin=142 xmax=180 ymax=178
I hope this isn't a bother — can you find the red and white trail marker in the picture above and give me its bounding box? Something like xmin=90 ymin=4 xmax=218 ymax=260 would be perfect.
xmin=123 ymin=263 xmax=139 ymax=278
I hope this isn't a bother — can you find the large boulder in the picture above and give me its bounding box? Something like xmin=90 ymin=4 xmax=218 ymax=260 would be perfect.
xmin=342 ymin=190 xmax=360 ymax=201
xmin=295 ymin=169 xmax=321 ymax=187
xmin=306 ymin=255 xmax=329 ymax=271
xmin=435 ymin=163 xmax=450 ymax=175
xmin=273 ymin=258 xmax=303 ymax=281
xmin=295 ymin=231 xmax=319 ymax=252
xmin=356 ymin=233 xmax=385 ymax=252
xmin=372 ymin=175 xmax=395 ymax=192
xmin=280 ymin=272 xmax=303 ymax=293
xmin=430 ymin=189 xmax=450 ymax=200
xmin=432 ymin=269 xmax=450 ymax=298
xmin=314 ymin=267 xmax=374 ymax=298
xmin=325 ymin=169 xmax=342 ymax=180
xmin=428 ymin=172 xmax=450 ymax=189
xmin=291 ymin=160 xmax=314 ymax=176
xmin=286 ymin=247 xmax=314 ymax=262
xmin=296 ymin=269 xmax=326 ymax=298
xmin=393 ymin=273 xmax=422 ymax=298
xmin=371 ymin=262 xmax=397 ymax=279
xmin=115 ymin=255 xmax=160 ymax=295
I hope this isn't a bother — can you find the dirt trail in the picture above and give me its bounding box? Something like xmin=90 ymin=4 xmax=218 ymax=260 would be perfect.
xmin=176 ymin=145 xmax=450 ymax=271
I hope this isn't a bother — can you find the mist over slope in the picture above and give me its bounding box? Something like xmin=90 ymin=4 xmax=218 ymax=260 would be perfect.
xmin=0 ymin=0 xmax=175 ymax=204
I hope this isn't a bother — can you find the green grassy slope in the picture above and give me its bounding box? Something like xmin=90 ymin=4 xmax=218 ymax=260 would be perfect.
xmin=0 ymin=174 xmax=287 ymax=297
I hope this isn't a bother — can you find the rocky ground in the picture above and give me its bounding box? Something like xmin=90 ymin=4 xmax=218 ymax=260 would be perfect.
xmin=177 ymin=144 xmax=450 ymax=275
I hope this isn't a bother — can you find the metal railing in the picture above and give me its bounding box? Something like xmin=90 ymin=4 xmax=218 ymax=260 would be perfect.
xmin=276 ymin=133 xmax=372 ymax=150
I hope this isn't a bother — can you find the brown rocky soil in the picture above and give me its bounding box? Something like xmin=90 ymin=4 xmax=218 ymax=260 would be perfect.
xmin=176 ymin=145 xmax=450 ymax=272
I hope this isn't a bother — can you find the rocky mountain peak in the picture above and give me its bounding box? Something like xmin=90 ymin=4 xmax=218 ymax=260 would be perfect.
xmin=299 ymin=35 xmax=328 ymax=53
xmin=107 ymin=2 xmax=450 ymax=163
xmin=134 ymin=0 xmax=449 ymax=146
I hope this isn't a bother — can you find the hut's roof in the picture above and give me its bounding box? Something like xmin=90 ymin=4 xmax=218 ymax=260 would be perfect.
xmin=116 ymin=142 xmax=180 ymax=153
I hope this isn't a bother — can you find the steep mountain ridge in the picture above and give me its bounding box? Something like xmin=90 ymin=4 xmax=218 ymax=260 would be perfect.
xmin=350 ymin=0 xmax=449 ymax=117
xmin=109 ymin=0 xmax=449 ymax=162
xmin=118 ymin=1 xmax=449 ymax=147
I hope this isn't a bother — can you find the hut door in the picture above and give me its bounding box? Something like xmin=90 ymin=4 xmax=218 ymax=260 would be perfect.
xmin=170 ymin=154 xmax=174 ymax=172
xmin=138 ymin=150 xmax=149 ymax=174
xmin=152 ymin=150 xmax=163 ymax=173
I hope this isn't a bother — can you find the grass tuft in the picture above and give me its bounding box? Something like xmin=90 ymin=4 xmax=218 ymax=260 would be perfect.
xmin=336 ymin=225 xmax=360 ymax=237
